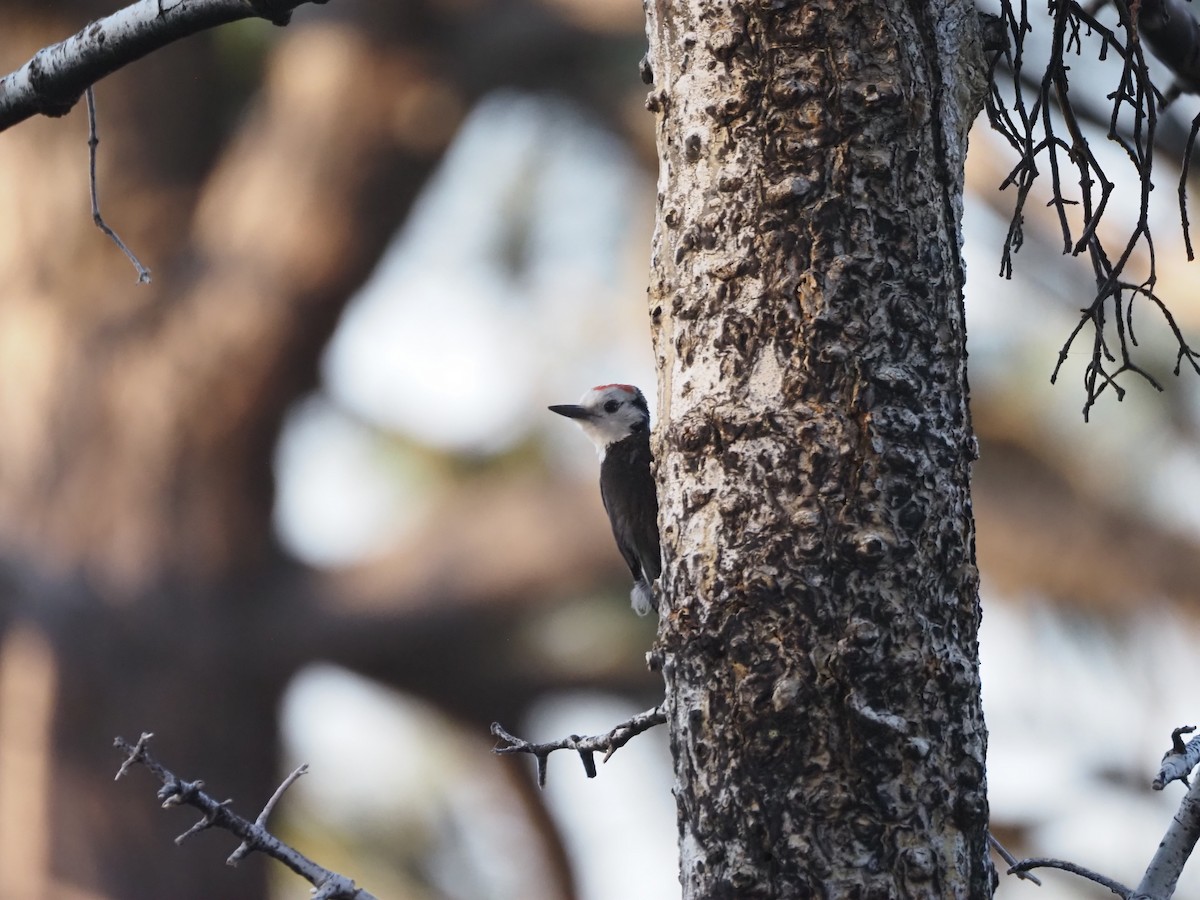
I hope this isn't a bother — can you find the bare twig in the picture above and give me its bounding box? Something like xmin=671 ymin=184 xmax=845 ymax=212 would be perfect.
xmin=989 ymin=832 xmax=1043 ymax=885
xmin=86 ymin=88 xmax=151 ymax=283
xmin=0 ymin=0 xmax=325 ymax=133
xmin=227 ymin=763 xmax=309 ymax=865
xmin=491 ymin=705 xmax=666 ymax=788
xmin=114 ymin=733 xmax=377 ymax=900
xmin=1006 ymin=857 xmax=1131 ymax=896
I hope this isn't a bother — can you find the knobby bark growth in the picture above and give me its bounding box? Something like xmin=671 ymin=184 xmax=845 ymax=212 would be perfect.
xmin=644 ymin=1 xmax=994 ymax=895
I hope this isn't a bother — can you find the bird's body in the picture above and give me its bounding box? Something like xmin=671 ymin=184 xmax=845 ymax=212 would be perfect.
xmin=550 ymin=384 xmax=661 ymax=615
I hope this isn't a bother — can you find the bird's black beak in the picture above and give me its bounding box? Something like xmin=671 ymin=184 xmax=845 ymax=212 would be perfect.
xmin=549 ymin=404 xmax=592 ymax=420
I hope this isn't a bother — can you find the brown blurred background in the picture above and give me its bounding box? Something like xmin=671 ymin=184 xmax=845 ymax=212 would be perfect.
xmin=2 ymin=1 xmax=1200 ymax=898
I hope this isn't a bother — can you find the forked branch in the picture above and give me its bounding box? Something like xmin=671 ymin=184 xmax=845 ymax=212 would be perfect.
xmin=987 ymin=0 xmax=1200 ymax=417
xmin=114 ymin=733 xmax=377 ymax=900
xmin=1006 ymin=725 xmax=1200 ymax=899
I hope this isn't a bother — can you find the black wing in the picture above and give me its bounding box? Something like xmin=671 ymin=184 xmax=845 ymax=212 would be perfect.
xmin=598 ymin=432 xmax=661 ymax=584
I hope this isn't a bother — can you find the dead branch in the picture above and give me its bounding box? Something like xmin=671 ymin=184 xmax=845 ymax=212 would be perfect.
xmin=492 ymin=705 xmax=666 ymax=788
xmin=113 ymin=733 xmax=377 ymax=900
xmin=987 ymin=0 xmax=1200 ymax=417
xmin=1007 ymin=725 xmax=1200 ymax=899
xmin=988 ymin=832 xmax=1043 ymax=885
xmin=1006 ymin=857 xmax=1131 ymax=896
xmin=0 ymin=0 xmax=327 ymax=133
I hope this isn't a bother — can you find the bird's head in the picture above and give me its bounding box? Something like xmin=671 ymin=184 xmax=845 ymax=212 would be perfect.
xmin=549 ymin=384 xmax=650 ymax=456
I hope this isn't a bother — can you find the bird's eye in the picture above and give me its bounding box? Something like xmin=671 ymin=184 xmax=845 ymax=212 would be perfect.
xmin=604 ymin=400 xmax=620 ymax=413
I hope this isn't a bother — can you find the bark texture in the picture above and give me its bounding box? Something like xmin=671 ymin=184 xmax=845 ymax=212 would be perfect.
xmin=643 ymin=1 xmax=993 ymax=896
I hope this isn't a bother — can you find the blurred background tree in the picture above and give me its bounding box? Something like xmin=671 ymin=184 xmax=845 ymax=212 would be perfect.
xmin=3 ymin=0 xmax=1200 ymax=898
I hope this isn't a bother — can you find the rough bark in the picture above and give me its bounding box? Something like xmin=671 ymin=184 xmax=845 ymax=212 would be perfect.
xmin=643 ymin=1 xmax=993 ymax=896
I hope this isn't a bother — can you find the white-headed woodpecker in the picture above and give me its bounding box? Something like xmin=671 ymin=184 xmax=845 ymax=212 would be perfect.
xmin=550 ymin=384 xmax=661 ymax=615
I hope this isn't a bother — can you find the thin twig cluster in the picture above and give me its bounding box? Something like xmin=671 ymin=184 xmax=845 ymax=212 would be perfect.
xmin=113 ymin=733 xmax=378 ymax=900
xmin=986 ymin=0 xmax=1200 ymax=417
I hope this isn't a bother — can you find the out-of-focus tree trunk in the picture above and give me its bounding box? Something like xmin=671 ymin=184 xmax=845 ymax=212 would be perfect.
xmin=0 ymin=1 xmax=670 ymax=895
xmin=0 ymin=5 xmax=460 ymax=896
xmin=644 ymin=1 xmax=995 ymax=895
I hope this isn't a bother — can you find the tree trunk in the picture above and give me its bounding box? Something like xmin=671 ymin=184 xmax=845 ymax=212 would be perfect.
xmin=0 ymin=7 xmax=453 ymax=896
xmin=0 ymin=3 xmax=669 ymax=896
xmin=644 ymin=2 xmax=994 ymax=896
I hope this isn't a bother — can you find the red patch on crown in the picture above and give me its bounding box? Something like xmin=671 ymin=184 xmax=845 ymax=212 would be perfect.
xmin=593 ymin=383 xmax=638 ymax=394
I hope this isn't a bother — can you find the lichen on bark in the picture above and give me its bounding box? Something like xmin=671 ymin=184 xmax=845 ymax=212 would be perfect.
xmin=643 ymin=0 xmax=993 ymax=896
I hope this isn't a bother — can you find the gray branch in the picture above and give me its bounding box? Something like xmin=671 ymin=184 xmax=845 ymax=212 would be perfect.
xmin=491 ymin=705 xmax=666 ymax=788
xmin=1153 ymin=726 xmax=1200 ymax=790
xmin=1007 ymin=725 xmax=1200 ymax=900
xmin=114 ymin=733 xmax=377 ymax=900
xmin=1006 ymin=857 xmax=1131 ymax=897
xmin=0 ymin=0 xmax=328 ymax=133
xmin=1135 ymin=728 xmax=1200 ymax=899
xmin=988 ymin=832 xmax=1042 ymax=886
xmin=1132 ymin=776 xmax=1200 ymax=898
